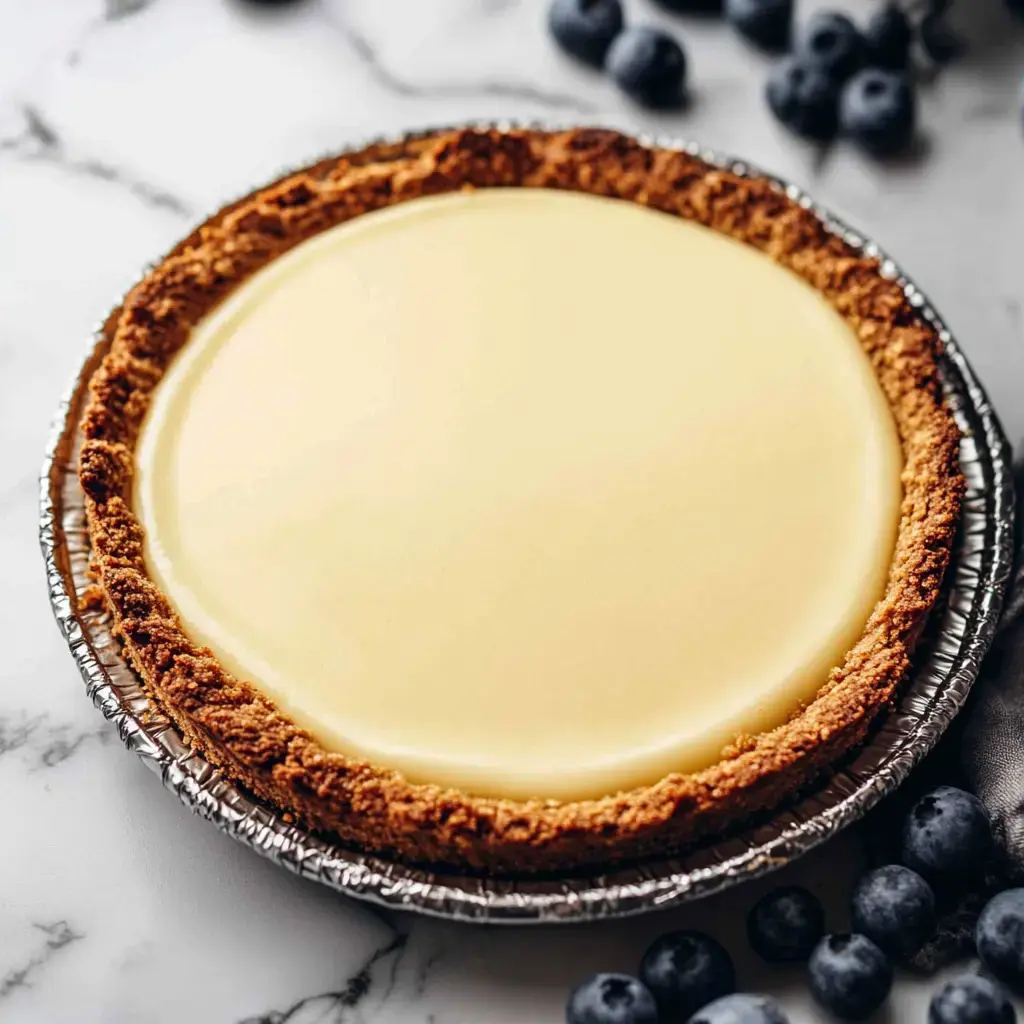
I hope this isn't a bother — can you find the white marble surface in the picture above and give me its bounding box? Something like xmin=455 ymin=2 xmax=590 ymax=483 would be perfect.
xmin=3 ymin=1 xmax=1024 ymax=1020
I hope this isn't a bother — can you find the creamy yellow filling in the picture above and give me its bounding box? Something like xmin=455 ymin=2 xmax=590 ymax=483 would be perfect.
xmin=135 ymin=188 xmax=902 ymax=802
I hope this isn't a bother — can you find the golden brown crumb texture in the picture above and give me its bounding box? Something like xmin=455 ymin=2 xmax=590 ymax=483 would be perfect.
xmin=78 ymin=128 xmax=963 ymax=874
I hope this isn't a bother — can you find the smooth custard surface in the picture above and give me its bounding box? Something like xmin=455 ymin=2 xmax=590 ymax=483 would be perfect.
xmin=135 ymin=188 xmax=903 ymax=801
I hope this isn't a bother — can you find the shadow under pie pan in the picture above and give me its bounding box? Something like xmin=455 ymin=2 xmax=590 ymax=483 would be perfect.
xmin=40 ymin=124 xmax=1015 ymax=923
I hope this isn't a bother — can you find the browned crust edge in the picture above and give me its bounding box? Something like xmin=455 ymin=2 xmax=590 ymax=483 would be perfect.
xmin=78 ymin=127 xmax=963 ymax=875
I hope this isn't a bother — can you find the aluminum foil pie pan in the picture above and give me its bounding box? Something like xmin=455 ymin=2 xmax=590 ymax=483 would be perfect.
xmin=40 ymin=124 xmax=1015 ymax=923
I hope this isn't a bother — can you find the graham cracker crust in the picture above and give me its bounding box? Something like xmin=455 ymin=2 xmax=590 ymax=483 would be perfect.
xmin=78 ymin=127 xmax=963 ymax=875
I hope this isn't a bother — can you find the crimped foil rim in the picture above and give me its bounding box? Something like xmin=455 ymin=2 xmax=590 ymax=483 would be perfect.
xmin=39 ymin=122 xmax=1015 ymax=923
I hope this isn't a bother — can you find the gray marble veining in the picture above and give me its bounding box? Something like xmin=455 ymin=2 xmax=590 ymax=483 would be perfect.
xmin=0 ymin=922 xmax=86 ymax=1002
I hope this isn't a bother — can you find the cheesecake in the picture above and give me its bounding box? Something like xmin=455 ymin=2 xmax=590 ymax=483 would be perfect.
xmin=79 ymin=127 xmax=963 ymax=874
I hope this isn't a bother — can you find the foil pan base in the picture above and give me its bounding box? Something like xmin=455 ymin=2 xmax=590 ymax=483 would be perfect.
xmin=40 ymin=128 xmax=1015 ymax=923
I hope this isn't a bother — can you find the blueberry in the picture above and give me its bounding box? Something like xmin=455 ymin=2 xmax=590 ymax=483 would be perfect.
xmin=724 ymin=0 xmax=792 ymax=51
xmin=929 ymin=974 xmax=1016 ymax=1024
xmin=977 ymin=889 xmax=1024 ymax=990
xmin=797 ymin=11 xmax=866 ymax=84
xmin=808 ymin=934 xmax=893 ymax=1021
xmin=640 ymin=930 xmax=735 ymax=1020
xmin=566 ymin=973 xmax=659 ymax=1024
xmin=902 ymin=786 xmax=993 ymax=880
xmin=548 ymin=0 xmax=625 ymax=68
xmin=851 ymin=865 xmax=936 ymax=959
xmin=690 ymin=993 xmax=790 ymax=1024
xmin=766 ymin=56 xmax=840 ymax=141
xmin=606 ymin=27 xmax=687 ymax=110
xmin=747 ymin=886 xmax=825 ymax=963
xmin=840 ymin=68 xmax=916 ymax=156
xmin=864 ymin=3 xmax=912 ymax=70
xmin=920 ymin=13 xmax=966 ymax=65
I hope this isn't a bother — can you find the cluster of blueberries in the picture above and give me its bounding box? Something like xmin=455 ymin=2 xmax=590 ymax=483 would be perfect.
xmin=549 ymin=0 xmax=1020 ymax=155
xmin=566 ymin=786 xmax=1024 ymax=1024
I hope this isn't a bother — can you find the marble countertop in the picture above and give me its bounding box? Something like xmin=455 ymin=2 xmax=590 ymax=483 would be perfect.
xmin=3 ymin=0 xmax=1024 ymax=1020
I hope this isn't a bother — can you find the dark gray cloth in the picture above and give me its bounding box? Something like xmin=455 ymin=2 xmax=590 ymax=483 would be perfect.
xmin=962 ymin=455 xmax=1024 ymax=866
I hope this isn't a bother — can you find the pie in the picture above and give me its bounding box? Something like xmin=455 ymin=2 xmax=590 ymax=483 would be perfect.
xmin=79 ymin=127 xmax=963 ymax=875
